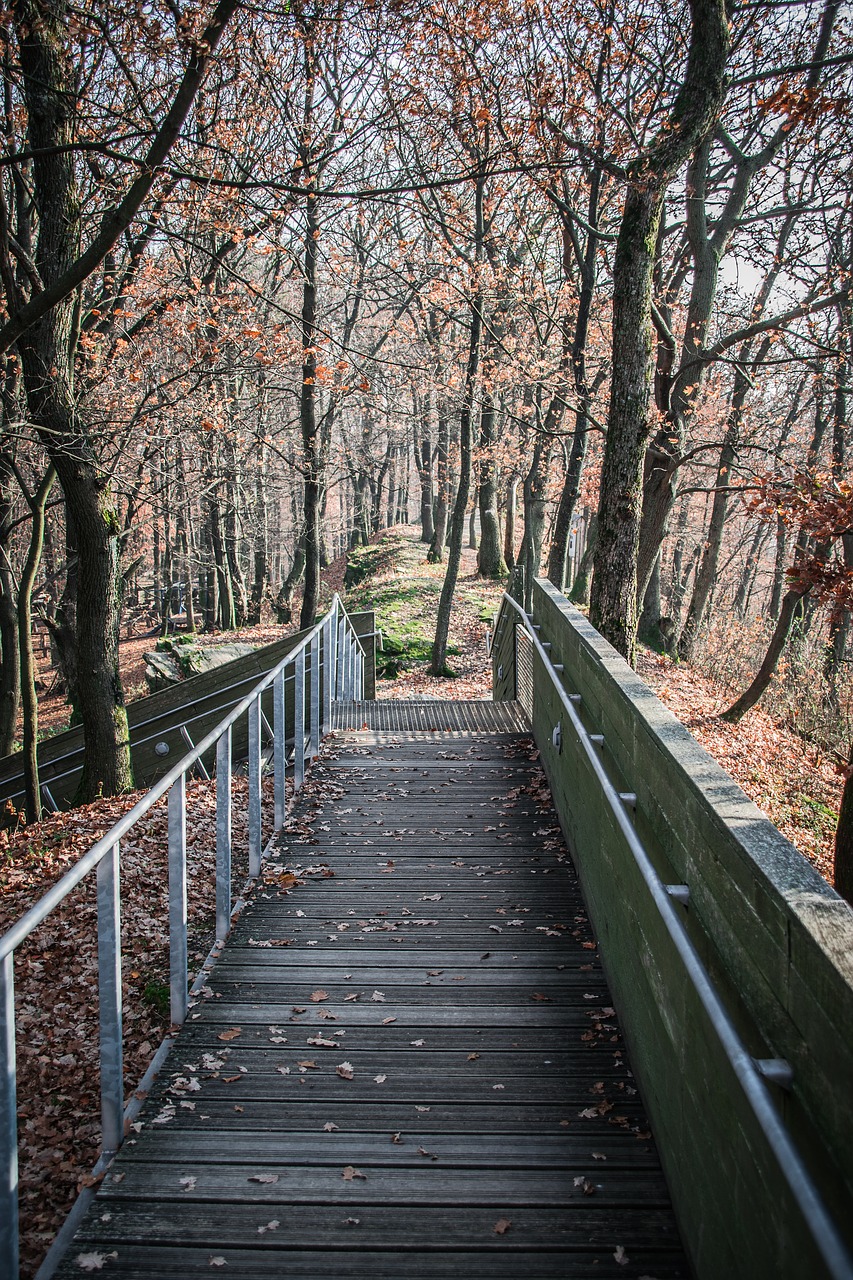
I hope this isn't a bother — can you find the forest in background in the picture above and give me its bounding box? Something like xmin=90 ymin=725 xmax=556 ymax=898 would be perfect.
xmin=0 ymin=0 xmax=851 ymax=875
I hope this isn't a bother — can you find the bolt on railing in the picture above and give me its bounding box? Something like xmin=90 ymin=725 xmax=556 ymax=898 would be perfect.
xmin=0 ymin=594 xmax=365 ymax=1280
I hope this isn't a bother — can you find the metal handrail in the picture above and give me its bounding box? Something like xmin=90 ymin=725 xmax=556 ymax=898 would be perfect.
xmin=494 ymin=589 xmax=853 ymax=1280
xmin=0 ymin=593 xmax=366 ymax=1279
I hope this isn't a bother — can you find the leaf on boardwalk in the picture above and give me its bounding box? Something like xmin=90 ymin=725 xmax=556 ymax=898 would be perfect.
xmin=342 ymin=1165 xmax=367 ymax=1180
xmin=323 ymin=1121 xmax=339 ymax=1131
xmin=76 ymin=1253 xmax=117 ymax=1270
xmin=493 ymin=1219 xmax=512 ymax=1235
xmin=307 ymin=1036 xmax=338 ymax=1048
xmin=370 ymin=990 xmax=386 ymax=1001
xmin=209 ymin=1258 xmax=227 ymax=1267
xmin=310 ymin=989 xmax=329 ymax=1002
xmin=218 ymin=1028 xmax=241 ymax=1041
xmin=467 ymin=1052 xmax=480 ymax=1061
xmin=336 ymin=1061 xmax=355 ymax=1079
xmin=298 ymin=1060 xmax=319 ymax=1070
xmin=420 ymin=893 xmax=442 ymax=901
xmin=374 ymin=1074 xmax=387 ymax=1083
xmin=613 ymin=1246 xmax=629 ymax=1265
xmin=257 ymin=1220 xmax=280 ymax=1234
xmin=248 ymin=1173 xmax=280 ymax=1184
xmin=381 ymin=1016 xmax=397 ymax=1024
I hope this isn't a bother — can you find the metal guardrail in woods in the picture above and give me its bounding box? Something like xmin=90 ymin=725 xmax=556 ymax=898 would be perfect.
xmin=490 ymin=589 xmax=853 ymax=1280
xmin=0 ymin=595 xmax=366 ymax=1280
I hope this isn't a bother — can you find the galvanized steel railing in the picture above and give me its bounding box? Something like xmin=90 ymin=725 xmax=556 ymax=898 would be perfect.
xmin=0 ymin=594 xmax=364 ymax=1279
xmin=491 ymin=590 xmax=853 ymax=1280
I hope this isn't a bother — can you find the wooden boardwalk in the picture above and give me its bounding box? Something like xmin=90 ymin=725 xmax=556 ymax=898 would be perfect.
xmin=56 ymin=702 xmax=688 ymax=1278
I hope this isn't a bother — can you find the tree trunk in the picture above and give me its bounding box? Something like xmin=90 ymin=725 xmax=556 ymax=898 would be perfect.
xmin=18 ymin=466 xmax=56 ymax=822
xmin=0 ymin=457 xmax=19 ymax=755
xmin=415 ymin=396 xmax=434 ymax=543
xmin=569 ymin=513 xmax=598 ymax=606
xmin=517 ymin=434 xmax=551 ymax=614
xmin=503 ymin=473 xmax=518 ymax=572
xmin=590 ymin=0 xmax=729 ymax=662
xmin=11 ymin=0 xmax=134 ymax=798
xmin=476 ymin=386 xmax=506 ymax=578
xmin=835 ymin=742 xmax=853 ymax=905
xmin=427 ymin=399 xmax=449 ymax=563
xmin=431 ymin=176 xmax=484 ymax=675
xmin=721 ymin=586 xmax=809 ymax=722
xmin=249 ymin=444 xmax=269 ymax=625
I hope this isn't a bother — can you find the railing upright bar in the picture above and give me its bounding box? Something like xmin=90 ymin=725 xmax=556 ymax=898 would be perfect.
xmin=216 ymin=728 xmax=232 ymax=942
xmin=0 ymin=952 xmax=18 ymax=1280
xmin=168 ymin=777 xmax=188 ymax=1027
xmin=96 ymin=841 xmax=123 ymax=1155
xmin=248 ymin=696 xmax=262 ymax=877
xmin=336 ymin=617 xmax=346 ymax=700
xmin=294 ymin=648 xmax=305 ymax=792
xmin=322 ymin=612 xmax=333 ymax=731
xmin=273 ymin=671 xmax=286 ymax=830
xmin=309 ymin=632 xmax=320 ymax=758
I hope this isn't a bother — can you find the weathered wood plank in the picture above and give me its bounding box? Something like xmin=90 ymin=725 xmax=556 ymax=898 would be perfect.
xmin=53 ymin=717 xmax=687 ymax=1278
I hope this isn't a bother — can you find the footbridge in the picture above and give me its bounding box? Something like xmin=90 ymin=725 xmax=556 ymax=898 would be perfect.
xmin=2 ymin=582 xmax=852 ymax=1278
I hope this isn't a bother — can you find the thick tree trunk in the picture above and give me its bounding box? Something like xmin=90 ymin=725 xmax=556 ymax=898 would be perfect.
xmin=0 ymin=459 xmax=19 ymax=756
xmin=249 ymin=445 xmax=269 ymax=625
xmin=517 ymin=435 xmax=551 ymax=614
xmin=590 ymin=0 xmax=729 ymax=662
xmin=18 ymin=466 xmax=55 ymax=822
xmin=13 ymin=0 xmax=133 ymax=798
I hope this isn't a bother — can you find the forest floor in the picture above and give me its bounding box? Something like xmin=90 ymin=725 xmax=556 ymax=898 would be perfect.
xmin=0 ymin=524 xmax=844 ymax=1274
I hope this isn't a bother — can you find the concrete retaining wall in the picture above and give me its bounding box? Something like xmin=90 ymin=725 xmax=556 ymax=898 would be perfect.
xmin=493 ymin=578 xmax=853 ymax=1278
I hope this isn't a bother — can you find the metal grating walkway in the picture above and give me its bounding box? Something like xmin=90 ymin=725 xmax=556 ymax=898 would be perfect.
xmin=55 ymin=706 xmax=687 ymax=1278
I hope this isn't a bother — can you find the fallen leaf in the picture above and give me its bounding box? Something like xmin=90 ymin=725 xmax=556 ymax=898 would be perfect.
xmin=209 ymin=1258 xmax=227 ymax=1267
xmin=310 ymin=989 xmax=329 ymax=1002
xmin=342 ymin=1165 xmax=367 ymax=1180
xmin=374 ymin=1073 xmax=387 ymax=1083
xmin=467 ymin=1052 xmax=480 ymax=1061
xmin=248 ymin=1173 xmax=279 ymax=1184
xmin=493 ymin=1218 xmax=512 ymax=1235
xmin=371 ymin=990 xmax=386 ymax=1002
xmin=179 ymin=1176 xmax=197 ymax=1192
xmin=76 ymin=1254 xmax=117 ymax=1271
xmin=614 ymin=1245 xmax=629 ymax=1265
xmin=218 ymin=1028 xmax=241 ymax=1041
xmin=297 ymin=1060 xmax=319 ymax=1069
xmin=381 ymin=1016 xmax=397 ymax=1025
xmin=307 ymin=1036 xmax=338 ymax=1047
xmin=323 ymin=1121 xmax=340 ymax=1131
xmin=336 ymin=1062 xmax=355 ymax=1080
xmin=257 ymin=1220 xmax=280 ymax=1234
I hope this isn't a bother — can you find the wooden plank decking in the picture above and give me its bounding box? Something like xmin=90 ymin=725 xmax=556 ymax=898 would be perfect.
xmin=55 ymin=702 xmax=688 ymax=1278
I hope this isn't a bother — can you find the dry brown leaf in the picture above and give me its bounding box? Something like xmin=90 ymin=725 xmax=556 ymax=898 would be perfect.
xmin=342 ymin=1165 xmax=366 ymax=1181
xmin=493 ymin=1218 xmax=512 ymax=1235
xmin=217 ymin=1028 xmax=241 ymax=1041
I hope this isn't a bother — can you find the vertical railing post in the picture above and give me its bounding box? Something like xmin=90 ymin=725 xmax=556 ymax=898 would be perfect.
xmin=248 ymin=695 xmax=262 ymax=877
xmin=344 ymin=630 xmax=354 ymax=701
xmin=96 ymin=842 xmax=123 ymax=1155
xmin=354 ymin=636 xmax=363 ymax=701
xmin=337 ymin=617 xmax=346 ymax=700
xmin=168 ymin=776 xmax=188 ymax=1026
xmin=310 ymin=631 xmax=320 ymax=757
xmin=294 ymin=648 xmax=305 ymax=792
xmin=0 ymin=952 xmax=18 ymax=1280
xmin=216 ymin=728 xmax=232 ymax=942
xmin=273 ymin=670 xmax=286 ymax=831
xmin=322 ymin=612 xmax=333 ymax=730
